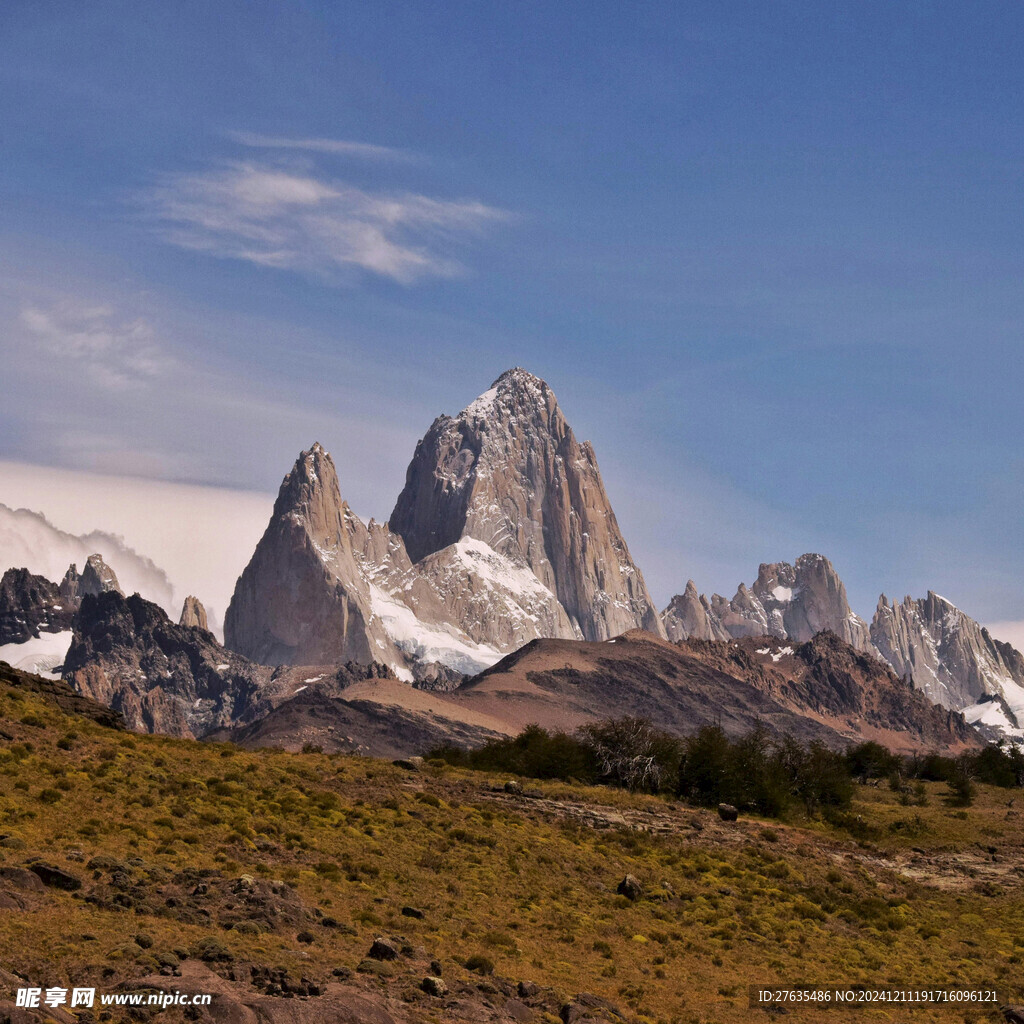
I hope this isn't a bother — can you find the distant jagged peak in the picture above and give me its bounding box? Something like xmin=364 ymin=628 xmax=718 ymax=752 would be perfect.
xmin=179 ymin=595 xmax=209 ymax=631
xmin=664 ymin=551 xmax=871 ymax=652
xmin=80 ymin=553 xmax=123 ymax=598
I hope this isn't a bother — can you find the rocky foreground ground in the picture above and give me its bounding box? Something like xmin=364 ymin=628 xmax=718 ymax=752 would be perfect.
xmin=1 ymin=662 xmax=1023 ymax=1024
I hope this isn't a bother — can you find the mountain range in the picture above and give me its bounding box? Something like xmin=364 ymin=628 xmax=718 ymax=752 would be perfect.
xmin=0 ymin=367 xmax=1020 ymax=750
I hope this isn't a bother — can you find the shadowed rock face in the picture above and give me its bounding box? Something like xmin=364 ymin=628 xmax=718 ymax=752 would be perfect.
xmin=0 ymin=568 xmax=75 ymax=644
xmin=871 ymin=591 xmax=1024 ymax=713
xmin=663 ymin=554 xmax=872 ymax=651
xmin=390 ymin=368 xmax=664 ymax=641
xmin=672 ymin=631 xmax=979 ymax=753
xmin=66 ymin=590 xmax=272 ymax=737
xmin=79 ymin=553 xmax=123 ymax=598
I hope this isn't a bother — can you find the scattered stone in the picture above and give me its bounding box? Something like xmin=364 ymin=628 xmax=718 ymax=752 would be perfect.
xmin=504 ymin=780 xmax=524 ymax=795
xmin=368 ymin=937 xmax=399 ymax=961
xmin=401 ymin=906 xmax=425 ymax=919
xmin=392 ymin=758 xmax=422 ymax=771
xmin=616 ymin=874 xmax=643 ymax=901
xmin=0 ymin=866 xmax=45 ymax=892
xmin=429 ymin=959 xmax=443 ymax=977
xmin=718 ymin=803 xmax=739 ymax=822
xmin=134 ymin=933 xmax=154 ymax=949
xmin=421 ymin=976 xmax=447 ymax=997
xmin=518 ymin=981 xmax=539 ymax=998
xmin=296 ymin=930 xmax=315 ymax=944
xmin=28 ymin=861 xmax=82 ymax=891
xmin=504 ymin=997 xmax=535 ymax=1021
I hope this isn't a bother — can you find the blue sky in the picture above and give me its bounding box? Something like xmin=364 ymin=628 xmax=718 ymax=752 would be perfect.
xmin=2 ymin=1 xmax=1023 ymax=627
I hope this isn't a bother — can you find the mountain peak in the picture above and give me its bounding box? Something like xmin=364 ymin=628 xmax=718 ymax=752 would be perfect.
xmin=273 ymin=444 xmax=342 ymax=523
xmin=491 ymin=366 xmax=547 ymax=392
xmin=460 ymin=368 xmax=553 ymax=422
xmin=390 ymin=373 xmax=663 ymax=640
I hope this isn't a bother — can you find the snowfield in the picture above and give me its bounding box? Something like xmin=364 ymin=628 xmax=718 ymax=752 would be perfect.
xmin=0 ymin=631 xmax=74 ymax=679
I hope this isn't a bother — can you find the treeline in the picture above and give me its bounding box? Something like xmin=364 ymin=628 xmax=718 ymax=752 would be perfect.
xmin=427 ymin=719 xmax=1024 ymax=818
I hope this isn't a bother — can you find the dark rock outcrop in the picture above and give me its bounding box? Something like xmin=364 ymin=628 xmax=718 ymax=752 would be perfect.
xmin=64 ymin=590 xmax=272 ymax=737
xmin=0 ymin=568 xmax=75 ymax=644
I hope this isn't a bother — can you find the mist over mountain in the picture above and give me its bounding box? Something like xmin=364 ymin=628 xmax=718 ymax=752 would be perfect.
xmin=0 ymin=503 xmax=174 ymax=613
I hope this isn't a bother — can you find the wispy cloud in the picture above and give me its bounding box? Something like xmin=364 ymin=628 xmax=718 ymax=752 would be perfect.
xmin=230 ymin=131 xmax=414 ymax=162
xmin=20 ymin=303 xmax=169 ymax=389
xmin=144 ymin=161 xmax=510 ymax=284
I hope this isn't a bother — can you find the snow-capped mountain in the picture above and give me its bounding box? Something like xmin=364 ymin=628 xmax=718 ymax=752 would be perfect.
xmin=225 ymin=369 xmax=662 ymax=678
xmin=663 ymin=553 xmax=872 ymax=651
xmin=871 ymin=591 xmax=1024 ymax=737
xmin=390 ymin=367 xmax=664 ymax=641
xmin=665 ymin=556 xmax=1024 ymax=742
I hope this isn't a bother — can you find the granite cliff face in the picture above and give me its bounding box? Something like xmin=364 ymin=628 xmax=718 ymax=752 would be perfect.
xmin=224 ymin=442 xmax=577 ymax=678
xmin=179 ymin=595 xmax=210 ymax=631
xmin=80 ymin=553 xmax=124 ymax=598
xmin=224 ymin=444 xmax=389 ymax=667
xmin=871 ymin=592 xmax=1024 ymax=730
xmin=663 ymin=554 xmax=872 ymax=651
xmin=390 ymin=368 xmax=663 ymax=641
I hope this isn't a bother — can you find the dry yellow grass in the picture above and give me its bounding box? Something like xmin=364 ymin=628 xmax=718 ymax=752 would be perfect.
xmin=0 ymin=682 xmax=1022 ymax=1023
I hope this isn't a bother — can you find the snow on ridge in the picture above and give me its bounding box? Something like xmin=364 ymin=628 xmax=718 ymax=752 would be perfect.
xmin=462 ymin=386 xmax=499 ymax=420
xmin=452 ymin=537 xmax=555 ymax=601
xmin=771 ymin=586 xmax=793 ymax=603
xmin=368 ymin=583 xmax=502 ymax=677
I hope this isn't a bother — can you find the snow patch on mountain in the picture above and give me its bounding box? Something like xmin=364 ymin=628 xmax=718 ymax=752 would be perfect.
xmin=0 ymin=630 xmax=73 ymax=679
xmin=368 ymin=584 xmax=502 ymax=678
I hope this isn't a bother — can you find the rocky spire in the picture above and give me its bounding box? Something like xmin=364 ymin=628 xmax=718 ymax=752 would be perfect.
xmin=389 ymin=368 xmax=664 ymax=641
xmin=79 ymin=554 xmax=123 ymax=598
xmin=179 ymin=595 xmax=209 ymax=631
xmin=662 ymin=581 xmax=729 ymax=642
xmin=59 ymin=565 xmax=81 ymax=605
xmin=224 ymin=443 xmax=388 ymax=666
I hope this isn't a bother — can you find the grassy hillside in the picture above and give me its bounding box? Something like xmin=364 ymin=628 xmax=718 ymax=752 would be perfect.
xmin=0 ymin=670 xmax=1022 ymax=1023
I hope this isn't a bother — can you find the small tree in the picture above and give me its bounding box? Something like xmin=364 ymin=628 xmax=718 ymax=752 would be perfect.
xmin=578 ymin=717 xmax=681 ymax=793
